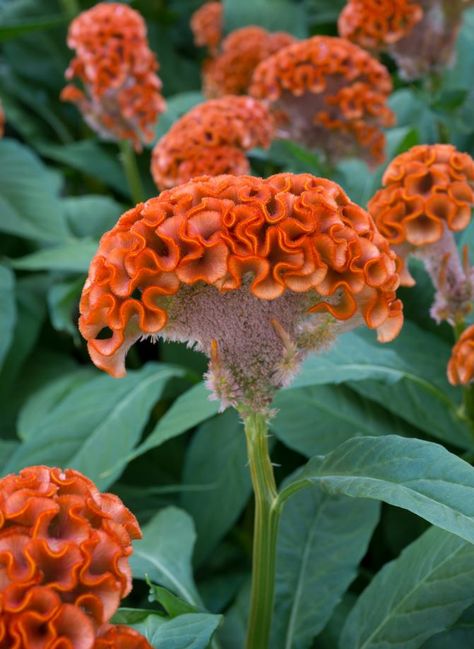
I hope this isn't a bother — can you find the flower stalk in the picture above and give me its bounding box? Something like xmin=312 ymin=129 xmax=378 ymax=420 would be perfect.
xmin=119 ymin=140 xmax=146 ymax=205
xmin=244 ymin=412 xmax=280 ymax=649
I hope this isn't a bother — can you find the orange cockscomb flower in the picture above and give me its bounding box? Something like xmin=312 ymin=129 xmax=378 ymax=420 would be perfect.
xmin=79 ymin=173 xmax=403 ymax=413
xmin=151 ymin=96 xmax=274 ymax=190
xmin=203 ymin=26 xmax=296 ymax=98
xmin=95 ymin=625 xmax=153 ymax=649
xmin=0 ymin=465 xmax=142 ymax=642
xmin=250 ymin=36 xmax=395 ymax=167
xmin=448 ymin=324 xmax=474 ymax=385
xmin=61 ymin=2 xmax=165 ymax=151
xmin=191 ymin=1 xmax=222 ymax=55
xmin=368 ymin=144 xmax=474 ymax=324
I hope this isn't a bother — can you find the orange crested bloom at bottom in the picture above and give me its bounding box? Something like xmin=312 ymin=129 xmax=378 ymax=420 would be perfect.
xmin=79 ymin=173 xmax=403 ymax=413
xmin=448 ymin=325 xmax=474 ymax=386
xmin=95 ymin=625 xmax=154 ymax=649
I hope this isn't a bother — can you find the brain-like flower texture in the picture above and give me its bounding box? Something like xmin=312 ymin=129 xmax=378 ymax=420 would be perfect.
xmin=95 ymin=625 xmax=153 ymax=649
xmin=250 ymin=36 xmax=395 ymax=167
xmin=191 ymin=1 xmax=222 ymax=55
xmin=368 ymin=144 xmax=474 ymax=324
xmin=0 ymin=466 xmax=141 ymax=649
xmin=203 ymin=26 xmax=296 ymax=98
xmin=448 ymin=324 xmax=474 ymax=386
xmin=79 ymin=173 xmax=403 ymax=413
xmin=151 ymin=96 xmax=274 ymax=190
xmin=61 ymin=2 xmax=165 ymax=151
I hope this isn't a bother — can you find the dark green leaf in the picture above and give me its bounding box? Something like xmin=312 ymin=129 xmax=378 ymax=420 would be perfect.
xmin=148 ymin=584 xmax=198 ymax=617
xmin=11 ymin=240 xmax=97 ymax=273
xmin=0 ymin=265 xmax=16 ymax=372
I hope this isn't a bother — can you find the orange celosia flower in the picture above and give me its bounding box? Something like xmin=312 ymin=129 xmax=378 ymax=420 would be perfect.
xmin=191 ymin=1 xmax=222 ymax=55
xmin=338 ymin=0 xmax=423 ymax=51
xmin=250 ymin=36 xmax=395 ymax=167
xmin=0 ymin=465 xmax=142 ymax=642
xmin=79 ymin=173 xmax=403 ymax=413
xmin=203 ymin=26 xmax=296 ymax=98
xmin=61 ymin=2 xmax=166 ymax=151
xmin=448 ymin=324 xmax=474 ymax=385
xmin=368 ymin=144 xmax=474 ymax=323
xmin=95 ymin=625 xmax=153 ymax=649
xmin=151 ymin=96 xmax=274 ymax=190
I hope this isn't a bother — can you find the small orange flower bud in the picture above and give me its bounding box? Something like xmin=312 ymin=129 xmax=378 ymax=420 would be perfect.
xmin=448 ymin=324 xmax=474 ymax=385
xmin=95 ymin=625 xmax=154 ymax=649
xmin=250 ymin=36 xmax=395 ymax=167
xmin=191 ymin=2 xmax=223 ymax=55
xmin=61 ymin=2 xmax=166 ymax=151
xmin=151 ymin=96 xmax=274 ymax=190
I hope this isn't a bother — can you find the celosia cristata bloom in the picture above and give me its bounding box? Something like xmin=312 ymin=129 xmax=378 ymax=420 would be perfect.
xmin=203 ymin=26 xmax=296 ymax=97
xmin=79 ymin=173 xmax=403 ymax=413
xmin=95 ymin=625 xmax=153 ymax=649
xmin=191 ymin=1 xmax=222 ymax=55
xmin=368 ymin=144 xmax=474 ymax=324
xmin=250 ymin=36 xmax=395 ymax=167
xmin=61 ymin=2 xmax=165 ymax=151
xmin=448 ymin=325 xmax=474 ymax=385
xmin=0 ymin=465 xmax=141 ymax=648
xmin=151 ymin=96 xmax=274 ymax=190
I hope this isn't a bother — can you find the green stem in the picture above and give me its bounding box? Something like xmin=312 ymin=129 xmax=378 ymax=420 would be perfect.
xmin=119 ymin=140 xmax=146 ymax=205
xmin=244 ymin=413 xmax=280 ymax=649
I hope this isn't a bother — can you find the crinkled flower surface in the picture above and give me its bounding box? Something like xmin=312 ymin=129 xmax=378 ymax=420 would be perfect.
xmin=448 ymin=324 xmax=474 ymax=385
xmin=0 ymin=465 xmax=142 ymax=648
xmin=79 ymin=173 xmax=403 ymax=413
xmin=94 ymin=625 xmax=153 ymax=649
xmin=191 ymin=1 xmax=222 ymax=55
xmin=203 ymin=26 xmax=296 ymax=97
xmin=250 ymin=36 xmax=395 ymax=166
xmin=61 ymin=2 xmax=165 ymax=151
xmin=151 ymin=96 xmax=274 ymax=190
xmin=338 ymin=0 xmax=423 ymax=51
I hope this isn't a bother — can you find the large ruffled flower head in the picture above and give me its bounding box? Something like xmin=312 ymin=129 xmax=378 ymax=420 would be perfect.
xmin=79 ymin=173 xmax=403 ymax=414
xmin=151 ymin=96 xmax=274 ymax=190
xmin=203 ymin=26 xmax=296 ymax=98
xmin=0 ymin=465 xmax=142 ymax=648
xmin=61 ymin=2 xmax=166 ymax=151
xmin=94 ymin=625 xmax=153 ymax=649
xmin=250 ymin=36 xmax=395 ymax=167
xmin=191 ymin=1 xmax=222 ymax=55
xmin=448 ymin=324 xmax=474 ymax=386
xmin=368 ymin=144 xmax=474 ymax=324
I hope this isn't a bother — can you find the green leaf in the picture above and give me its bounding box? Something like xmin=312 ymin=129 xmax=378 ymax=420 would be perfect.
xmin=155 ymin=92 xmax=205 ymax=140
xmin=3 ymin=363 xmax=184 ymax=488
xmin=299 ymin=435 xmax=474 ymax=544
xmin=0 ymin=14 xmax=66 ymax=41
xmin=130 ymin=507 xmax=202 ymax=606
xmin=0 ymin=138 xmax=69 ymax=242
xmin=11 ymin=240 xmax=98 ymax=273
xmin=0 ymin=266 xmax=16 ymax=372
xmin=47 ymin=276 xmax=84 ymax=341
xmin=223 ymin=0 xmax=308 ymax=37
xmin=421 ymin=605 xmax=474 ymax=648
xmin=182 ymin=410 xmax=251 ymax=564
xmin=62 ymin=195 xmax=123 ymax=240
xmin=0 ymin=440 xmax=19 ymax=472
xmin=272 ymin=482 xmax=379 ymax=649
xmin=340 ymin=527 xmax=474 ymax=649
xmin=148 ymin=584 xmax=198 ymax=618
xmin=218 ymin=580 xmax=251 ymax=649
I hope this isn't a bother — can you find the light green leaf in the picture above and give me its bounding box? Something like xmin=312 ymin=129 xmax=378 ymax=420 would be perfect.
xmin=12 ymin=240 xmax=98 ymax=273
xmin=130 ymin=507 xmax=202 ymax=606
xmin=272 ymin=483 xmax=379 ymax=649
xmin=421 ymin=605 xmax=474 ymax=648
xmin=0 ymin=266 xmax=16 ymax=372
xmin=341 ymin=527 xmax=474 ymax=649
xmin=0 ymin=440 xmax=19 ymax=472
xmin=62 ymin=195 xmax=123 ymax=240
xmin=223 ymin=0 xmax=308 ymax=37
xmin=299 ymin=435 xmax=474 ymax=544
xmin=47 ymin=277 xmax=84 ymax=340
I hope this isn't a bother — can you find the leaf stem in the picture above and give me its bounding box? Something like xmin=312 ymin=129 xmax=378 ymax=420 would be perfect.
xmin=244 ymin=412 xmax=280 ymax=649
xmin=119 ymin=140 xmax=146 ymax=205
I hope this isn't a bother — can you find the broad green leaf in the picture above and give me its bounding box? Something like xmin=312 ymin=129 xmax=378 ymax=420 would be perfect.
xmin=12 ymin=240 xmax=97 ymax=273
xmin=218 ymin=580 xmax=251 ymax=649
xmin=340 ymin=527 xmax=474 ymax=649
xmin=300 ymin=435 xmax=474 ymax=544
xmin=148 ymin=584 xmax=198 ymax=618
xmin=0 ymin=14 xmax=66 ymax=41
xmin=272 ymin=482 xmax=379 ymax=649
xmin=62 ymin=195 xmax=123 ymax=240
xmin=130 ymin=507 xmax=202 ymax=606
xmin=0 ymin=440 xmax=19 ymax=472
xmin=155 ymin=92 xmax=205 ymax=140
xmin=223 ymin=0 xmax=308 ymax=37
xmin=0 ymin=139 xmax=69 ymax=241
xmin=182 ymin=410 xmax=251 ymax=564
xmin=3 ymin=364 xmax=184 ymax=488
xmin=0 ymin=266 xmax=16 ymax=372
xmin=47 ymin=276 xmax=84 ymax=341
xmin=421 ymin=605 xmax=474 ymax=648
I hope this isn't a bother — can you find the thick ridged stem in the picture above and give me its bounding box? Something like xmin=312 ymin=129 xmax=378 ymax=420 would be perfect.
xmin=119 ymin=140 xmax=146 ymax=204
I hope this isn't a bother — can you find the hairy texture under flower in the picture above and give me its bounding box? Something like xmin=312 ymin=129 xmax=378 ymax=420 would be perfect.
xmin=338 ymin=0 xmax=423 ymax=51
xmin=448 ymin=324 xmax=474 ymax=385
xmin=250 ymin=36 xmax=395 ymax=167
xmin=0 ymin=465 xmax=141 ymax=644
xmin=61 ymin=2 xmax=166 ymax=151
xmin=79 ymin=173 xmax=403 ymax=414
xmin=95 ymin=625 xmax=153 ymax=649
xmin=368 ymin=144 xmax=474 ymax=324
xmin=151 ymin=96 xmax=274 ymax=190
xmin=191 ymin=1 xmax=222 ymax=55
xmin=203 ymin=26 xmax=296 ymax=98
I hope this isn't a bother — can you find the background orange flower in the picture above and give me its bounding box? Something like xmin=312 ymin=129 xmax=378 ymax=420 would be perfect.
xmin=191 ymin=1 xmax=223 ymax=55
